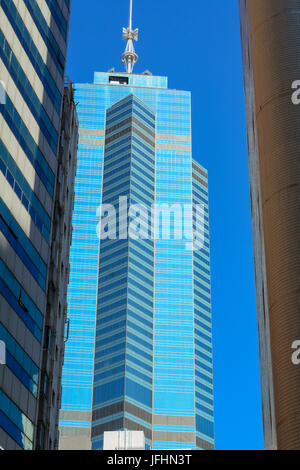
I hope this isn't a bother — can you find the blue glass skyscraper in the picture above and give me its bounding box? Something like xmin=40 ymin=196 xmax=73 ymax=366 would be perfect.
xmin=60 ymin=2 xmax=214 ymax=451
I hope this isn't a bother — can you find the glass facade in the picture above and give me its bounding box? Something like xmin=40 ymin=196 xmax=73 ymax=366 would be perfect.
xmin=192 ymin=161 xmax=214 ymax=450
xmin=92 ymin=94 xmax=155 ymax=449
xmin=60 ymin=71 xmax=214 ymax=450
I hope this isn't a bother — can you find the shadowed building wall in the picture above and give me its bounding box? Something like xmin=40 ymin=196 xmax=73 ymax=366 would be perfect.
xmin=239 ymin=0 xmax=300 ymax=450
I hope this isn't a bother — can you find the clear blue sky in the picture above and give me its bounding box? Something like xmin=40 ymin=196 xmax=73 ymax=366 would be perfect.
xmin=66 ymin=0 xmax=263 ymax=450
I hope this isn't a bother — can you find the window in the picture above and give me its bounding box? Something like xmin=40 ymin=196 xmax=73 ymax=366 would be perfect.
xmin=44 ymin=326 xmax=52 ymax=351
xmin=109 ymin=76 xmax=129 ymax=85
xmin=42 ymin=373 xmax=48 ymax=397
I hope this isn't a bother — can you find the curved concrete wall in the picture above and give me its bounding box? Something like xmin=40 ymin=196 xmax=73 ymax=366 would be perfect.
xmin=240 ymin=0 xmax=300 ymax=450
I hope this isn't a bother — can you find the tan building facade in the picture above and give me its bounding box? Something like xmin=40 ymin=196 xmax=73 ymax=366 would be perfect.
xmin=239 ymin=0 xmax=300 ymax=450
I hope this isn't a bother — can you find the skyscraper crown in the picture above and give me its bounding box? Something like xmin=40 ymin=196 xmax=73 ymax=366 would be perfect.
xmin=121 ymin=0 xmax=139 ymax=73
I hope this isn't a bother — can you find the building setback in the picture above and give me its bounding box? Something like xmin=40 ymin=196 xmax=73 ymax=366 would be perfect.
xmin=239 ymin=0 xmax=300 ymax=450
xmin=0 ymin=0 xmax=77 ymax=450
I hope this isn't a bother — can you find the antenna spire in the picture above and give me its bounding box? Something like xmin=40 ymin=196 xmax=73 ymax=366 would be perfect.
xmin=121 ymin=0 xmax=139 ymax=74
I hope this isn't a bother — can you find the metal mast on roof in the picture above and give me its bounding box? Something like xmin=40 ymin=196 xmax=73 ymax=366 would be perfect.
xmin=121 ymin=0 xmax=139 ymax=73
